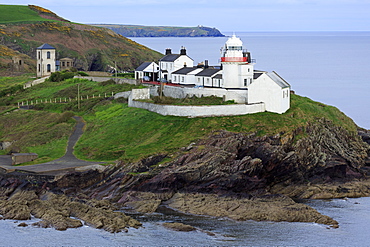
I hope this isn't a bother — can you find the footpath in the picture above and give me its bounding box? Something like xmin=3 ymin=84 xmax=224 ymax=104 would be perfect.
xmin=0 ymin=116 xmax=105 ymax=176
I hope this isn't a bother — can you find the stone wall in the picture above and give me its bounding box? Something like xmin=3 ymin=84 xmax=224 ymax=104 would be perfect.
xmin=74 ymin=76 xmax=140 ymax=85
xmin=128 ymin=88 xmax=265 ymax=117
xmin=161 ymin=86 xmax=248 ymax=103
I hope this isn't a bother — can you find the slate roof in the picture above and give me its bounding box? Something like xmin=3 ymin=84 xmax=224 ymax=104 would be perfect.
xmin=136 ymin=62 xmax=152 ymax=71
xmin=160 ymin=54 xmax=181 ymax=62
xmin=172 ymin=67 xmax=199 ymax=75
xmin=37 ymin=43 xmax=55 ymax=50
xmin=267 ymin=71 xmax=290 ymax=88
xmin=213 ymin=74 xmax=223 ymax=79
xmin=195 ymin=68 xmax=221 ymax=77
xmin=253 ymin=72 xmax=263 ymax=79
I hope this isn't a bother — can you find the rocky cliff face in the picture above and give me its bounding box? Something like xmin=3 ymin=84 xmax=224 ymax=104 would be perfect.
xmin=0 ymin=118 xmax=369 ymax=229
xmin=84 ymin=118 xmax=369 ymax=200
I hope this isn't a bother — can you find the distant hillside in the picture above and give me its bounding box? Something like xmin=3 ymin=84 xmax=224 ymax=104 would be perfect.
xmin=93 ymin=24 xmax=225 ymax=37
xmin=0 ymin=5 xmax=162 ymax=75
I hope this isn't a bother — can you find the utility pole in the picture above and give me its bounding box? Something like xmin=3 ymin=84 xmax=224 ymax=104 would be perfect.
xmin=115 ymin=61 xmax=117 ymax=78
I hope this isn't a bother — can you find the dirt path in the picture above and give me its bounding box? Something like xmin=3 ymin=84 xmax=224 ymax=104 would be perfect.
xmin=0 ymin=116 xmax=105 ymax=175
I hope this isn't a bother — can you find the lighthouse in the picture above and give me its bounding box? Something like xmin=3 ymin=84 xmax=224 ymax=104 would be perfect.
xmin=221 ymin=35 xmax=254 ymax=89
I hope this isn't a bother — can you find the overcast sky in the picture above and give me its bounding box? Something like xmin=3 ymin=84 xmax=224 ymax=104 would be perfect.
xmin=5 ymin=0 xmax=370 ymax=31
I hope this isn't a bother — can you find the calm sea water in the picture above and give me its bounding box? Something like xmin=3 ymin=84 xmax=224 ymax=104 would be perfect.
xmin=1 ymin=33 xmax=370 ymax=246
xmin=132 ymin=32 xmax=370 ymax=129
xmin=1 ymin=197 xmax=370 ymax=246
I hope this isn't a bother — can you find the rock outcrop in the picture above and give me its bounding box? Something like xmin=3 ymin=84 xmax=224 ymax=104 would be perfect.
xmin=0 ymin=119 xmax=369 ymax=229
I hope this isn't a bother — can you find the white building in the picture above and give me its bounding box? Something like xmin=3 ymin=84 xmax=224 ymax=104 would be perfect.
xmin=135 ymin=35 xmax=291 ymax=114
xmin=135 ymin=61 xmax=159 ymax=81
xmin=158 ymin=47 xmax=193 ymax=81
xmin=36 ymin=43 xmax=56 ymax=77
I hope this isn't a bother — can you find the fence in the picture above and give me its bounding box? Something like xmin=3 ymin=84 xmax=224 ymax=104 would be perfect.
xmin=17 ymin=91 xmax=116 ymax=108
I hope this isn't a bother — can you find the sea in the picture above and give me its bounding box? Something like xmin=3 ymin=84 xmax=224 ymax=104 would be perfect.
xmin=2 ymin=32 xmax=370 ymax=246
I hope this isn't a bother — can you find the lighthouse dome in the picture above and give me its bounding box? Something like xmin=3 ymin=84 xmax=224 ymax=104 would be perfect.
xmin=225 ymin=35 xmax=243 ymax=48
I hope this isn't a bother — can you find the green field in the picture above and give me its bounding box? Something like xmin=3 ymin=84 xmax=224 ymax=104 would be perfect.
xmin=0 ymin=5 xmax=52 ymax=24
xmin=0 ymin=75 xmax=358 ymax=163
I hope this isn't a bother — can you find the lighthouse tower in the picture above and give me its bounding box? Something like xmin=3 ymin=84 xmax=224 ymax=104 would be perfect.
xmin=221 ymin=35 xmax=254 ymax=89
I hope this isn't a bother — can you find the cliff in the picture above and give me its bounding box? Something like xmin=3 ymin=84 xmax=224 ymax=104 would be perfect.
xmin=92 ymin=24 xmax=225 ymax=37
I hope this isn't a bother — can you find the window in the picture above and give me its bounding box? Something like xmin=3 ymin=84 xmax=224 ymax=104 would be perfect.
xmin=181 ymin=76 xmax=184 ymax=82
xmin=198 ymin=78 xmax=200 ymax=83
xmin=174 ymin=76 xmax=176 ymax=82
xmin=47 ymin=51 xmax=51 ymax=59
xmin=47 ymin=64 xmax=51 ymax=72
xmin=38 ymin=64 xmax=41 ymax=72
xmin=38 ymin=52 xmax=41 ymax=60
xmin=244 ymin=79 xmax=248 ymax=86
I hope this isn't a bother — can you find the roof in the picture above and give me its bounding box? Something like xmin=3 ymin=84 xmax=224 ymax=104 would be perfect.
xmin=253 ymin=72 xmax=263 ymax=79
xmin=213 ymin=74 xmax=223 ymax=79
xmin=195 ymin=68 xmax=221 ymax=77
xmin=172 ymin=67 xmax=199 ymax=75
xmin=160 ymin=54 xmax=181 ymax=62
xmin=37 ymin=43 xmax=55 ymax=50
xmin=267 ymin=71 xmax=290 ymax=88
xmin=136 ymin=62 xmax=152 ymax=71
xmin=60 ymin=57 xmax=73 ymax=61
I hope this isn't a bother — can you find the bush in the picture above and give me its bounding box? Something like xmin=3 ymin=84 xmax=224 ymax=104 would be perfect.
xmin=49 ymin=71 xmax=76 ymax=82
xmin=78 ymin=71 xmax=89 ymax=76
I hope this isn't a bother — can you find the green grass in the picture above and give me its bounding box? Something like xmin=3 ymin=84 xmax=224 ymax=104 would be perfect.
xmin=0 ymin=5 xmax=52 ymax=24
xmin=0 ymin=75 xmax=358 ymax=163
xmin=0 ymin=74 xmax=34 ymax=90
xmin=0 ymin=110 xmax=75 ymax=162
xmin=0 ymin=77 xmax=141 ymax=109
xmin=74 ymin=93 xmax=357 ymax=162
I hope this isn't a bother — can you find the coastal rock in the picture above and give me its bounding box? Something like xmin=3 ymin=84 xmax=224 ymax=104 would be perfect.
xmin=0 ymin=190 xmax=141 ymax=232
xmin=162 ymin=222 xmax=196 ymax=232
xmin=164 ymin=193 xmax=338 ymax=227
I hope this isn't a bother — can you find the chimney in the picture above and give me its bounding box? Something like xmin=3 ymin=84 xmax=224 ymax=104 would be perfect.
xmin=184 ymin=62 xmax=187 ymax=67
xmin=180 ymin=46 xmax=187 ymax=55
xmin=165 ymin=48 xmax=172 ymax=55
xmin=205 ymin=60 xmax=209 ymax=69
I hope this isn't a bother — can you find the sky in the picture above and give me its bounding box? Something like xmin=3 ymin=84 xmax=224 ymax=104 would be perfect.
xmin=4 ymin=0 xmax=370 ymax=32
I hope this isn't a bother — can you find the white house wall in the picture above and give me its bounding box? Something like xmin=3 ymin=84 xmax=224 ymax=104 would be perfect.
xmin=247 ymin=73 xmax=289 ymax=114
xmin=37 ymin=49 xmax=56 ymax=77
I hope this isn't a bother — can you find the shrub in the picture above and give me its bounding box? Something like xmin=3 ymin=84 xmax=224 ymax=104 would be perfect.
xmin=78 ymin=71 xmax=89 ymax=76
xmin=49 ymin=71 xmax=76 ymax=82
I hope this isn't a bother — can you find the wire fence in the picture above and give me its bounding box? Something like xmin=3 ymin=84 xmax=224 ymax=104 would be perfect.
xmin=17 ymin=92 xmax=116 ymax=108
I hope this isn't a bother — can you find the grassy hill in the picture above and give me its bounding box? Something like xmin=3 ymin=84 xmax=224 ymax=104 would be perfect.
xmin=0 ymin=5 xmax=51 ymax=23
xmin=0 ymin=76 xmax=358 ymax=164
xmin=93 ymin=24 xmax=224 ymax=37
xmin=0 ymin=5 xmax=162 ymax=75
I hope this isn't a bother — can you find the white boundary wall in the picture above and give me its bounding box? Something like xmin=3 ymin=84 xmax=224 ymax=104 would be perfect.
xmin=128 ymin=88 xmax=265 ymax=117
xmin=152 ymin=86 xmax=248 ymax=103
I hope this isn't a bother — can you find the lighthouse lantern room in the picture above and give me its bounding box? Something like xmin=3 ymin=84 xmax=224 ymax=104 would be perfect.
xmin=221 ymin=35 xmax=254 ymax=89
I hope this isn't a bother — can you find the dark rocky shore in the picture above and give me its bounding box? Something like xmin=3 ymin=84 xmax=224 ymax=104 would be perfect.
xmin=1 ymin=119 xmax=369 ymax=231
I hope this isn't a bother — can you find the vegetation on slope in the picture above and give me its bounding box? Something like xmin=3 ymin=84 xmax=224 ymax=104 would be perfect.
xmin=0 ymin=5 xmax=54 ymax=24
xmin=93 ymin=24 xmax=224 ymax=37
xmin=0 ymin=76 xmax=358 ymax=163
xmin=0 ymin=5 xmax=162 ymax=75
